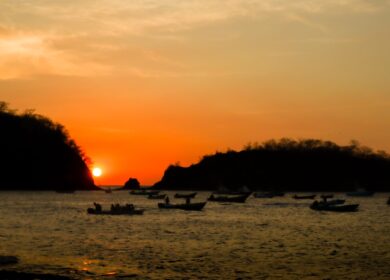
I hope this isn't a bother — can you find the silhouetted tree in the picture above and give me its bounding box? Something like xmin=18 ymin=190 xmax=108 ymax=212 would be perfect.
xmin=153 ymin=138 xmax=390 ymax=192
xmin=0 ymin=102 xmax=97 ymax=190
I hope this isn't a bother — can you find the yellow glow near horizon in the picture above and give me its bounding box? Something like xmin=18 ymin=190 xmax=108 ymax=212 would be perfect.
xmin=92 ymin=167 xmax=102 ymax=177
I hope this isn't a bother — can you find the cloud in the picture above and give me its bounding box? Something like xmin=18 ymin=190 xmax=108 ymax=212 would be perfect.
xmin=0 ymin=0 xmax=389 ymax=79
xmin=0 ymin=33 xmax=111 ymax=80
xmin=3 ymin=1 xmax=387 ymax=35
xmin=285 ymin=13 xmax=329 ymax=33
xmin=0 ymin=26 xmax=11 ymax=37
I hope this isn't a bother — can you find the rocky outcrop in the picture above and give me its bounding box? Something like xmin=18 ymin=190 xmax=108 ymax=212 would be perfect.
xmin=123 ymin=178 xmax=141 ymax=190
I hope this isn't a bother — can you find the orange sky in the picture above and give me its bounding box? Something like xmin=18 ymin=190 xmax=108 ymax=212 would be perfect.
xmin=1 ymin=1 xmax=390 ymax=185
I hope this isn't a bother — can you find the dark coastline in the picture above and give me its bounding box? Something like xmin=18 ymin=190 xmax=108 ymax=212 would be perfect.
xmin=153 ymin=139 xmax=390 ymax=192
xmin=0 ymin=102 xmax=97 ymax=192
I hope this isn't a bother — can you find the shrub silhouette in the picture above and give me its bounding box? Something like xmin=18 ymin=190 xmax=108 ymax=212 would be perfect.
xmin=154 ymin=138 xmax=390 ymax=192
xmin=0 ymin=102 xmax=97 ymax=190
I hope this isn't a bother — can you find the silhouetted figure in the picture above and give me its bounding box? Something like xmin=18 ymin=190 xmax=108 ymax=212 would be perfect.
xmin=93 ymin=202 xmax=102 ymax=212
xmin=125 ymin=204 xmax=134 ymax=211
xmin=165 ymin=196 xmax=170 ymax=205
xmin=111 ymin=204 xmax=120 ymax=213
xmin=186 ymin=197 xmax=191 ymax=204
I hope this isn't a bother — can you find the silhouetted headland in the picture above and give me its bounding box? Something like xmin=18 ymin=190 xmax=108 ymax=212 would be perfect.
xmin=0 ymin=102 xmax=97 ymax=191
xmin=153 ymin=138 xmax=390 ymax=192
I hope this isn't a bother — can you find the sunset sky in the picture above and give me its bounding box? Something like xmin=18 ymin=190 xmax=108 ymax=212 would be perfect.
xmin=1 ymin=1 xmax=389 ymax=185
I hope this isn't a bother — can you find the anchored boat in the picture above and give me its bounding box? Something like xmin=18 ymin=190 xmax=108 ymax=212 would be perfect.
xmin=208 ymin=193 xmax=251 ymax=203
xmin=130 ymin=190 xmax=160 ymax=196
xmin=87 ymin=208 xmax=144 ymax=215
xmin=87 ymin=203 xmax=144 ymax=215
xmin=292 ymin=194 xmax=316 ymax=200
xmin=310 ymin=201 xmax=359 ymax=212
xmin=147 ymin=194 xmax=167 ymax=200
xmin=346 ymin=191 xmax=374 ymax=197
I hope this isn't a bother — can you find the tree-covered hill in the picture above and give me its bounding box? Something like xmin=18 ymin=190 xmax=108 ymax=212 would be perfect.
xmin=153 ymin=139 xmax=390 ymax=192
xmin=0 ymin=102 xmax=97 ymax=190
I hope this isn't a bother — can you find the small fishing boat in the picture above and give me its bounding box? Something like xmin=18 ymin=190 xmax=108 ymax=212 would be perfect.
xmin=310 ymin=201 xmax=359 ymax=212
xmin=213 ymin=185 xmax=252 ymax=196
xmin=87 ymin=203 xmax=144 ymax=215
xmin=292 ymin=194 xmax=316 ymax=200
xmin=147 ymin=194 xmax=167 ymax=200
xmin=87 ymin=208 xmax=144 ymax=215
xmin=253 ymin=192 xmax=276 ymax=198
xmin=104 ymin=188 xmax=112 ymax=194
xmin=271 ymin=192 xmax=285 ymax=197
xmin=213 ymin=191 xmax=251 ymax=196
xmin=130 ymin=190 xmax=160 ymax=196
xmin=322 ymin=199 xmax=345 ymax=205
xmin=253 ymin=192 xmax=284 ymax=198
xmin=158 ymin=202 xmax=206 ymax=211
xmin=346 ymin=191 xmax=374 ymax=197
xmin=208 ymin=193 xmax=251 ymax=203
xmin=320 ymin=194 xmax=334 ymax=200
xmin=174 ymin=192 xmax=197 ymax=199
xmin=56 ymin=189 xmax=75 ymax=193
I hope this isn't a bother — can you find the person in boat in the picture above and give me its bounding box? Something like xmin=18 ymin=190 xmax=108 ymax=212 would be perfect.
xmin=125 ymin=204 xmax=134 ymax=211
xmin=186 ymin=197 xmax=191 ymax=205
xmin=111 ymin=203 xmax=120 ymax=213
xmin=93 ymin=202 xmax=102 ymax=212
xmin=165 ymin=196 xmax=170 ymax=205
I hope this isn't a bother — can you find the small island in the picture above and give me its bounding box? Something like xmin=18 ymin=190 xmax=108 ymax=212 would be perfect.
xmin=122 ymin=177 xmax=141 ymax=190
xmin=0 ymin=102 xmax=97 ymax=191
xmin=153 ymin=139 xmax=390 ymax=192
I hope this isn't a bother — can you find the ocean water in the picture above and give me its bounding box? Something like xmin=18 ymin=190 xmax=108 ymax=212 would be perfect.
xmin=0 ymin=191 xmax=389 ymax=279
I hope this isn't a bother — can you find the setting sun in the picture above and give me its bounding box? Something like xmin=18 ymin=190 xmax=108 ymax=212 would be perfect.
xmin=92 ymin=167 xmax=102 ymax=177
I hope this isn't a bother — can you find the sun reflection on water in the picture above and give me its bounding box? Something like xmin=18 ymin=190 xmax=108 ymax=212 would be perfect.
xmin=1 ymin=192 xmax=390 ymax=279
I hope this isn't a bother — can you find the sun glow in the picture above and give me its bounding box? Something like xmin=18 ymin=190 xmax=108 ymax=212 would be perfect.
xmin=92 ymin=167 xmax=102 ymax=177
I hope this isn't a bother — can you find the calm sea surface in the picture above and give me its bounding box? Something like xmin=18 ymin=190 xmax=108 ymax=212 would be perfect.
xmin=0 ymin=191 xmax=389 ymax=279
